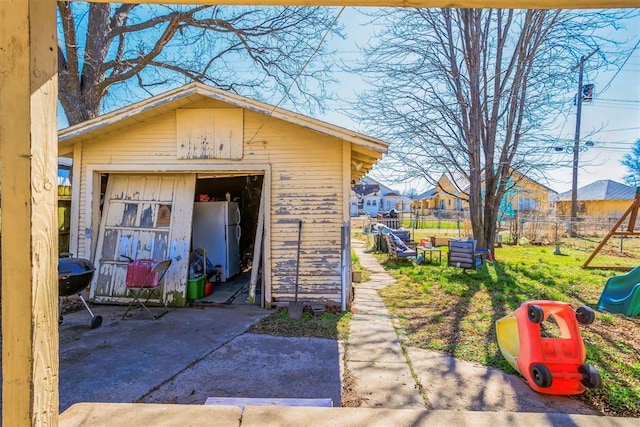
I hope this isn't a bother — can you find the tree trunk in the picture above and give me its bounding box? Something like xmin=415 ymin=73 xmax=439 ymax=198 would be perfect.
xmin=58 ymin=86 xmax=103 ymax=126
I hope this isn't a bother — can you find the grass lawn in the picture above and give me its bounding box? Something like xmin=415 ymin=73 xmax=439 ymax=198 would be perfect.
xmin=375 ymin=242 xmax=640 ymax=417
xmin=249 ymin=306 xmax=351 ymax=341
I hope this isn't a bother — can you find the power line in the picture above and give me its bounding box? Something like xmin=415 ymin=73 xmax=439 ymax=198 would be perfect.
xmin=246 ymin=7 xmax=346 ymax=144
xmin=598 ymin=38 xmax=640 ymax=95
xmin=596 ymin=98 xmax=640 ymax=104
xmin=596 ymin=126 xmax=640 ymax=133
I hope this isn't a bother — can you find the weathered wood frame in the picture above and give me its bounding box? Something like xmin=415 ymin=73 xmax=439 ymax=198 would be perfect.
xmin=2 ymin=0 xmax=638 ymax=425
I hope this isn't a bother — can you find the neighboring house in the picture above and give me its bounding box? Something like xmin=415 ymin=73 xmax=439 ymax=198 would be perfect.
xmin=413 ymin=172 xmax=556 ymax=218
xmin=350 ymin=176 xmax=411 ymax=216
xmin=413 ymin=174 xmax=468 ymax=215
xmin=382 ymin=191 xmax=412 ymax=213
xmin=433 ymin=174 xmax=467 ymax=212
xmin=499 ymin=172 xmax=557 ymax=219
xmin=351 ymin=180 xmax=382 ymax=216
xmin=550 ymin=180 xmax=636 ymax=217
xmin=58 ymin=82 xmax=388 ymax=310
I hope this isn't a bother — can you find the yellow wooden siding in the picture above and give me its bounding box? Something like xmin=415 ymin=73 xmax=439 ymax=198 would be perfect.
xmin=176 ymin=108 xmax=243 ymax=159
xmin=507 ymin=174 xmax=554 ymax=212
xmin=75 ymin=100 xmax=345 ymax=305
xmin=246 ymin=116 xmax=344 ymax=303
xmin=555 ymin=200 xmax=633 ymax=217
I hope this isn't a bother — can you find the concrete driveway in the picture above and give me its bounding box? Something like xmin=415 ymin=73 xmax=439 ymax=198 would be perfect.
xmin=59 ymin=303 xmax=343 ymax=412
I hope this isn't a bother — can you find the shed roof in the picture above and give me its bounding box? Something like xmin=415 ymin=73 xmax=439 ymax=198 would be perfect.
xmin=58 ymin=82 xmax=388 ymax=180
xmin=550 ymin=180 xmax=636 ymax=202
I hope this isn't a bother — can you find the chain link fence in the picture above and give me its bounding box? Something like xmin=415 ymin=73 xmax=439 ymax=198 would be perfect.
xmin=352 ymin=211 xmax=633 ymax=247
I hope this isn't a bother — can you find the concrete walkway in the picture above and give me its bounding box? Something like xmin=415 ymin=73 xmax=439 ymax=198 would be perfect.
xmin=347 ymin=241 xmax=425 ymax=409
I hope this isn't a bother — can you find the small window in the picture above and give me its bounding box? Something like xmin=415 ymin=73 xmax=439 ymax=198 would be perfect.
xmin=518 ymin=198 xmax=538 ymax=211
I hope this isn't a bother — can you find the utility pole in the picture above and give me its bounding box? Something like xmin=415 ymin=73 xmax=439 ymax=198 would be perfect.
xmin=570 ymin=48 xmax=599 ymax=237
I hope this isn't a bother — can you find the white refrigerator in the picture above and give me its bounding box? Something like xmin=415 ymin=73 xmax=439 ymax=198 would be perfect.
xmin=192 ymin=201 xmax=241 ymax=282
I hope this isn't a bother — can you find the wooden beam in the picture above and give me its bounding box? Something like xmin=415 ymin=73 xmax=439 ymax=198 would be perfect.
xmin=247 ymin=179 xmax=265 ymax=304
xmin=0 ymin=0 xmax=59 ymax=425
xmin=71 ymin=0 xmax=640 ymax=9
xmin=582 ymin=189 xmax=640 ymax=269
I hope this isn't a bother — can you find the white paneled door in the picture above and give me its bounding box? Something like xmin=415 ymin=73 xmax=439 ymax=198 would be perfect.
xmin=91 ymin=174 xmax=195 ymax=305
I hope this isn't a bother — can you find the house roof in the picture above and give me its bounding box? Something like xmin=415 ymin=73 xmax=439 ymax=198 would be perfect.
xmin=58 ymin=82 xmax=388 ymax=180
xmin=550 ymin=180 xmax=637 ymax=202
xmin=357 ymin=176 xmax=397 ymax=196
xmin=416 ymin=188 xmax=435 ymax=199
xmin=510 ymin=171 xmax=557 ymax=195
xmin=353 ymin=184 xmax=380 ymax=197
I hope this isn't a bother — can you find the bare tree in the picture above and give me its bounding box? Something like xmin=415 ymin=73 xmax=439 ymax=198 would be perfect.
xmin=348 ymin=8 xmax=637 ymax=249
xmin=57 ymin=2 xmax=342 ymax=126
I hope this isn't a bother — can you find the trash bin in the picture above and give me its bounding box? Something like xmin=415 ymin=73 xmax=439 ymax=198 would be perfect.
xmin=187 ymin=275 xmax=205 ymax=300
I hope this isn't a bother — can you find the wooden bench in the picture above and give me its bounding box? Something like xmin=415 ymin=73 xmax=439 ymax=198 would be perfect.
xmin=447 ymin=239 xmax=484 ymax=271
xmin=385 ymin=233 xmax=417 ymax=262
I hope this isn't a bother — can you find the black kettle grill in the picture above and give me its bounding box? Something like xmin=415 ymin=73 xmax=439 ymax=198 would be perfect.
xmin=58 ymin=255 xmax=102 ymax=329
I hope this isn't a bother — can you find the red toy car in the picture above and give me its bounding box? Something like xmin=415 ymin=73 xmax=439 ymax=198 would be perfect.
xmin=496 ymin=300 xmax=601 ymax=395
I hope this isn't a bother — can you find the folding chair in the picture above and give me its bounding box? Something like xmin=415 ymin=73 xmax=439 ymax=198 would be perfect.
xmin=122 ymin=259 xmax=172 ymax=320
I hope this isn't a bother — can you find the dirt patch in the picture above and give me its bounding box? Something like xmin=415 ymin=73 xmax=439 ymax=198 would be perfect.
xmin=341 ymin=369 xmax=365 ymax=407
xmin=598 ymin=248 xmax=640 ymax=259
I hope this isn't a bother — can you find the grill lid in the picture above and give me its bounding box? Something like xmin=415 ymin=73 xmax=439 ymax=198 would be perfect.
xmin=58 ymin=257 xmax=95 ymax=277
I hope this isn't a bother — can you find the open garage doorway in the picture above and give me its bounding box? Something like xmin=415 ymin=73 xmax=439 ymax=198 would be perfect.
xmin=190 ymin=173 xmax=265 ymax=306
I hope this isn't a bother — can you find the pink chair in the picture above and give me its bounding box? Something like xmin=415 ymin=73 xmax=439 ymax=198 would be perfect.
xmin=122 ymin=259 xmax=172 ymax=320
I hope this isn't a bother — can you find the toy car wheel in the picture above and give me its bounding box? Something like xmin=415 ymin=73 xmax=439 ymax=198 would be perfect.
xmin=527 ymin=305 xmax=544 ymax=324
xmin=579 ymin=365 xmax=602 ymax=388
xmin=530 ymin=364 xmax=552 ymax=388
xmin=575 ymin=306 xmax=595 ymax=325
xmin=91 ymin=315 xmax=103 ymax=329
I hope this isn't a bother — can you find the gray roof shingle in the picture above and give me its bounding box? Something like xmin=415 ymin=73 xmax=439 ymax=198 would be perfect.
xmin=550 ymin=180 xmax=636 ymax=202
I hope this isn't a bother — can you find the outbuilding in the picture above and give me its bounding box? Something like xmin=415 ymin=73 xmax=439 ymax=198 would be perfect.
xmin=59 ymin=82 xmax=387 ymax=310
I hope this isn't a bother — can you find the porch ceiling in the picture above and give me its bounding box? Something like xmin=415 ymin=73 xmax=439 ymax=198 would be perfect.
xmin=77 ymin=0 xmax=638 ymax=9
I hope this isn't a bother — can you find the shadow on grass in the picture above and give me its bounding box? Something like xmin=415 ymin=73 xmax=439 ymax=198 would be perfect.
xmin=375 ymin=245 xmax=640 ymax=417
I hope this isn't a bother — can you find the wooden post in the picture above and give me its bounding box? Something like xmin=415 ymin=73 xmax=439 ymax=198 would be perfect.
xmin=0 ymin=0 xmax=59 ymax=425
xmin=247 ymin=181 xmax=265 ymax=304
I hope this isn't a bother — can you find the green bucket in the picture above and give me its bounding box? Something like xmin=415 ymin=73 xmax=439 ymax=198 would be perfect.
xmin=187 ymin=275 xmax=205 ymax=300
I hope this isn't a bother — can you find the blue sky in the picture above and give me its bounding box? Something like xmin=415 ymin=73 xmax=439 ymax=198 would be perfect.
xmin=316 ymin=8 xmax=640 ymax=194
xmin=58 ymin=7 xmax=639 ymax=195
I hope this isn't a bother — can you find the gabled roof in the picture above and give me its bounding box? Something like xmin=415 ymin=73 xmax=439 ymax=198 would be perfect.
xmin=510 ymin=171 xmax=557 ymax=194
xmin=353 ymin=184 xmax=380 ymax=197
xmin=551 ymin=180 xmax=636 ymax=202
xmin=358 ymin=176 xmax=397 ymax=195
xmin=58 ymin=82 xmax=388 ymax=180
xmin=416 ymin=188 xmax=435 ymax=200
